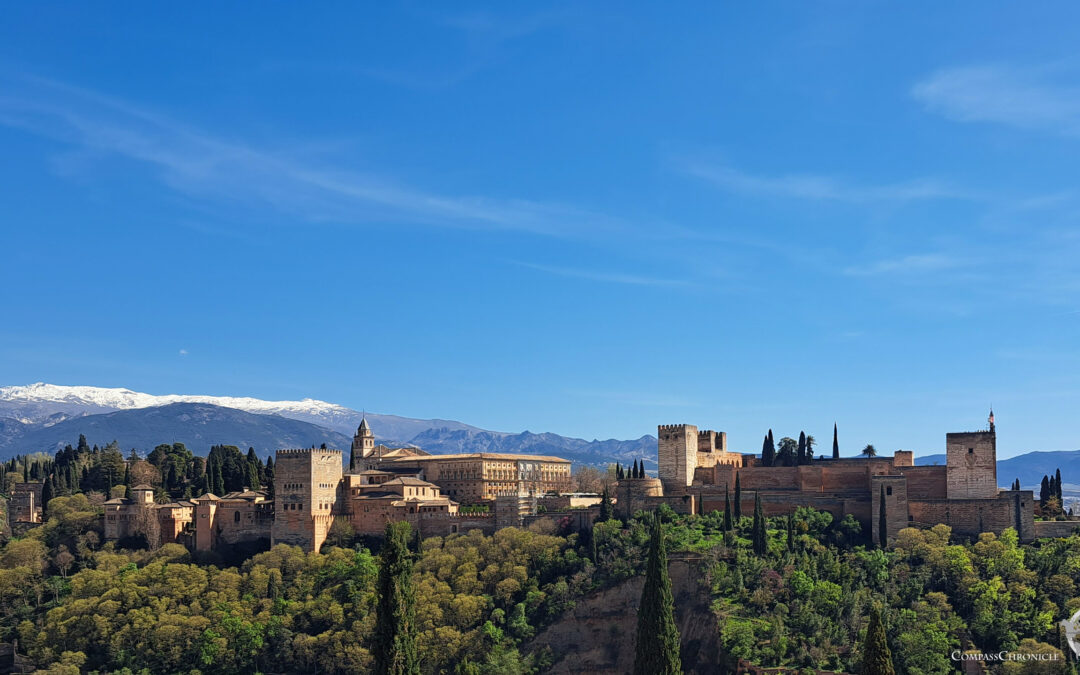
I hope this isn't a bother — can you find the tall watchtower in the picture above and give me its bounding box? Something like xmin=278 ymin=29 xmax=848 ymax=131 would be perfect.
xmin=658 ymin=424 xmax=698 ymax=493
xmin=272 ymin=447 xmax=343 ymax=552
xmin=946 ymin=410 xmax=998 ymax=500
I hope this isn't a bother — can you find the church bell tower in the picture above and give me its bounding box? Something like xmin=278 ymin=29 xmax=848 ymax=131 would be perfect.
xmin=350 ymin=417 xmax=375 ymax=471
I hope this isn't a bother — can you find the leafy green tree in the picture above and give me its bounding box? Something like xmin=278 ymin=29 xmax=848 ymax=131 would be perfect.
xmin=862 ymin=444 xmax=877 ymax=458
xmin=374 ymin=521 xmax=420 ymax=675
xmin=633 ymin=515 xmax=681 ymax=675
xmin=777 ymin=437 xmax=798 ymax=466
xmin=861 ymin=606 xmax=895 ymax=675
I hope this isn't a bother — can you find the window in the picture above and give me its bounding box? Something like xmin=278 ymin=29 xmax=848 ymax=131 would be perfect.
xmin=234 ymin=511 xmax=240 ymax=523
xmin=886 ymin=486 xmax=892 ymax=496
xmin=968 ymin=448 xmax=974 ymax=454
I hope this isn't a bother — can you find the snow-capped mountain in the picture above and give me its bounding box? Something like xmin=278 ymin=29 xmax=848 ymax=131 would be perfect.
xmin=0 ymin=383 xmax=478 ymax=441
xmin=0 ymin=383 xmax=657 ymax=466
xmin=0 ymin=382 xmax=351 ymax=424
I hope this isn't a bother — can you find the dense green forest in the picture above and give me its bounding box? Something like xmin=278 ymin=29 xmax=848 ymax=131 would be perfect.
xmin=1 ymin=435 xmax=275 ymax=507
xmin=3 ymin=487 xmax=1080 ymax=674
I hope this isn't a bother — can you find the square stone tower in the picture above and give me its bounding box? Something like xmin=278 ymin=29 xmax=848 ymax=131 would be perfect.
xmin=272 ymin=448 xmax=343 ymax=552
xmin=658 ymin=424 xmax=698 ymax=493
xmin=946 ymin=430 xmax=997 ymax=500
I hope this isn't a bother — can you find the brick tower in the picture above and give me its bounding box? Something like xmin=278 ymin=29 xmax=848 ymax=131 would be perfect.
xmin=658 ymin=424 xmax=698 ymax=493
xmin=946 ymin=410 xmax=998 ymax=500
xmin=272 ymin=447 xmax=343 ymax=552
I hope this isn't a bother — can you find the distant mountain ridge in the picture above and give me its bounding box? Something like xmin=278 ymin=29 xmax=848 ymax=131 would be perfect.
xmin=0 ymin=383 xmax=656 ymax=466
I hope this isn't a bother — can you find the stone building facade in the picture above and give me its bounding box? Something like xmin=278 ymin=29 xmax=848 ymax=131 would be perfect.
xmin=9 ymin=482 xmax=42 ymax=524
xmin=638 ymin=412 xmax=1036 ymax=542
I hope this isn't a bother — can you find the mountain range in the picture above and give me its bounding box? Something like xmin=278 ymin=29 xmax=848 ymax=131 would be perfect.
xmin=0 ymin=383 xmax=656 ymax=467
xmin=3 ymin=384 xmax=1077 ymax=482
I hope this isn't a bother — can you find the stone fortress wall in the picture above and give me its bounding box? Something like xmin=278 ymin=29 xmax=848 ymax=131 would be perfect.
xmin=624 ymin=412 xmax=1036 ymax=543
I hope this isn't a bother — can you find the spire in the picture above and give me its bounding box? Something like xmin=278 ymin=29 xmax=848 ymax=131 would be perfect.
xmin=358 ymin=415 xmax=372 ymax=436
xmin=988 ymin=407 xmax=995 ymax=432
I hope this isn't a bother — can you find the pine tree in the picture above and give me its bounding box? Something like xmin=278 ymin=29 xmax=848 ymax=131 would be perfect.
xmin=878 ymin=485 xmax=888 ymax=549
xmin=861 ymin=606 xmax=895 ymax=675
xmin=734 ymin=473 xmax=742 ymax=521
xmin=633 ymin=515 xmax=682 ymax=675
xmin=752 ymin=493 xmax=767 ymax=555
xmin=833 ymin=423 xmax=840 ymax=459
xmin=598 ymin=487 xmax=613 ymax=522
xmin=723 ymin=487 xmax=733 ymax=532
xmin=373 ymin=521 xmax=420 ymax=675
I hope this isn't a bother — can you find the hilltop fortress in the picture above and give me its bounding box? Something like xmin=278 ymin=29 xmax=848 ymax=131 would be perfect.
xmin=95 ymin=411 xmax=1047 ymax=553
xmin=617 ymin=411 xmax=1038 ymax=542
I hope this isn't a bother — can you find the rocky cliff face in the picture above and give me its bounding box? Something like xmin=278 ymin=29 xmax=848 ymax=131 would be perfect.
xmin=528 ymin=559 xmax=724 ymax=674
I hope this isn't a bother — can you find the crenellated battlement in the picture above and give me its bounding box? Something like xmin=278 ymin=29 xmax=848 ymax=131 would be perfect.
xmin=277 ymin=447 xmax=342 ymax=456
xmin=658 ymin=424 xmax=691 ymax=432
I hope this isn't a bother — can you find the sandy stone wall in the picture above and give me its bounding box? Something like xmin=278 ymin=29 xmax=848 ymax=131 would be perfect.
xmin=898 ymin=466 xmax=948 ymax=499
xmin=947 ymin=431 xmax=997 ymax=499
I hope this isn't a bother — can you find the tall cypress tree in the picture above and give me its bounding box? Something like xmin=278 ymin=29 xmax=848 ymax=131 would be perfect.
xmin=633 ymin=515 xmax=681 ymax=675
xmin=1056 ymin=468 xmax=1063 ymax=499
xmin=761 ymin=435 xmax=774 ymax=467
xmin=878 ymin=485 xmax=888 ymax=549
xmin=786 ymin=515 xmax=795 ymax=552
xmin=861 ymin=606 xmax=895 ymax=675
xmin=723 ymin=487 xmax=733 ymax=532
xmin=598 ymin=487 xmax=613 ymax=522
xmin=752 ymin=493 xmax=767 ymax=555
xmin=1040 ymin=475 xmax=1050 ymax=508
xmin=734 ymin=473 xmax=742 ymax=521
xmin=616 ymin=464 xmax=623 ymax=481
xmin=373 ymin=521 xmax=420 ymax=675
xmin=833 ymin=423 xmax=840 ymax=459
xmin=41 ymin=475 xmax=53 ymax=519
xmin=797 ymin=431 xmax=807 ymax=465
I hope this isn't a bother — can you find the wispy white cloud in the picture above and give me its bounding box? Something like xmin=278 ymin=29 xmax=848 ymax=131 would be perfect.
xmin=178 ymin=349 xmax=188 ymax=356
xmin=843 ymin=254 xmax=962 ymax=277
xmin=682 ymin=161 xmax=975 ymax=203
xmin=0 ymin=74 xmax=620 ymax=238
xmin=912 ymin=64 xmax=1080 ymax=136
xmin=510 ymin=260 xmax=691 ymax=288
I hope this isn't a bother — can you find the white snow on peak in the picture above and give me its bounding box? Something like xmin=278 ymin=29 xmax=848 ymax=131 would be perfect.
xmin=0 ymin=382 xmax=351 ymax=417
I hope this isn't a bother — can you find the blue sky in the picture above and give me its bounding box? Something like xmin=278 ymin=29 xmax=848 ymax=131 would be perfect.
xmin=2 ymin=3 xmax=1079 ymax=458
